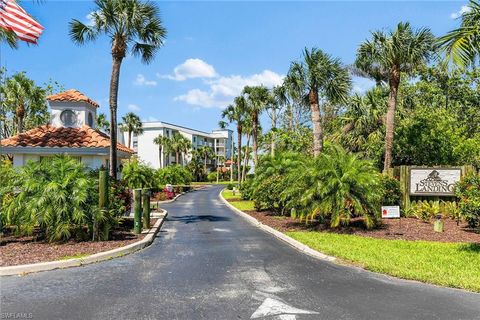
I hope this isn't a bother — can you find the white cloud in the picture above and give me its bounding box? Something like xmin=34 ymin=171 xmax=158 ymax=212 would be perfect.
xmin=127 ymin=104 xmax=141 ymax=112
xmin=160 ymin=58 xmax=217 ymax=81
xmin=352 ymin=76 xmax=376 ymax=94
xmin=133 ymin=74 xmax=157 ymax=86
xmin=450 ymin=5 xmax=471 ymax=19
xmin=85 ymin=11 xmax=100 ymax=26
xmin=175 ymin=70 xmax=284 ymax=108
xmin=143 ymin=116 xmax=159 ymax=122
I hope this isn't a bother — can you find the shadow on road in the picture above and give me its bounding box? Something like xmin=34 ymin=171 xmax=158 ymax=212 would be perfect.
xmin=167 ymin=215 xmax=231 ymax=224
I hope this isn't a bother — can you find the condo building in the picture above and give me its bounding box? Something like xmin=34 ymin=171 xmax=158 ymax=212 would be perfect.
xmin=122 ymin=121 xmax=233 ymax=169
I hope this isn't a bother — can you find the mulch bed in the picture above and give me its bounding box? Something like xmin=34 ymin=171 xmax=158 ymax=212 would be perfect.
xmin=245 ymin=210 xmax=480 ymax=244
xmin=0 ymin=218 xmax=158 ymax=267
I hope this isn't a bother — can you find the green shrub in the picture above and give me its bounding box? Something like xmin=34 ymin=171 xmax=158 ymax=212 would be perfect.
xmin=156 ymin=165 xmax=192 ymax=185
xmin=455 ymin=173 xmax=480 ymax=229
xmin=207 ymin=172 xmax=217 ymax=182
xmin=2 ymin=155 xmax=100 ymax=242
xmin=226 ymin=183 xmax=234 ymax=190
xmin=121 ymin=156 xmax=156 ymax=189
xmin=380 ymin=175 xmax=401 ymax=206
xmin=240 ymin=178 xmax=254 ymax=200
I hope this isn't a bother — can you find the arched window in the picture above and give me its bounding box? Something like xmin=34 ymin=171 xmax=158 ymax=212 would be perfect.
xmin=60 ymin=110 xmax=77 ymax=127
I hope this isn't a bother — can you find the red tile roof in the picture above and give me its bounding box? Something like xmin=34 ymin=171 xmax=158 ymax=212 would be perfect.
xmin=1 ymin=125 xmax=134 ymax=154
xmin=47 ymin=89 xmax=100 ymax=108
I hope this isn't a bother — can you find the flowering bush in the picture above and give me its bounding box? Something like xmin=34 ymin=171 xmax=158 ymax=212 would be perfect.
xmin=455 ymin=173 xmax=480 ymax=229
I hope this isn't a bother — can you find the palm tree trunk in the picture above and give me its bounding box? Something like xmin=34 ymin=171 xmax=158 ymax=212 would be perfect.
xmin=176 ymin=152 xmax=180 ymax=165
xmin=108 ymin=55 xmax=123 ymax=179
xmin=271 ymin=107 xmax=276 ymax=157
xmin=15 ymin=105 xmax=25 ymax=134
xmin=242 ymin=134 xmax=251 ymax=182
xmin=383 ymin=71 xmax=400 ymax=171
xmin=159 ymin=146 xmax=163 ymax=168
xmin=252 ymin=112 xmax=259 ymax=166
xmin=309 ymin=89 xmax=323 ymax=157
xmin=128 ymin=130 xmax=132 ymax=149
xmin=237 ymin=126 xmax=242 ymax=185
xmin=204 ymin=154 xmax=207 ymax=174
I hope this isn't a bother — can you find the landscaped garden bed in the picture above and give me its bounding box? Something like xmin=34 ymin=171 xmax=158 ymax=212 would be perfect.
xmin=221 ymin=189 xmax=480 ymax=292
xmin=0 ymin=218 xmax=157 ymax=267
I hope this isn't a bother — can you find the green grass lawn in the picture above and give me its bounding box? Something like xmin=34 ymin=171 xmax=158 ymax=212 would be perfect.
xmin=287 ymin=231 xmax=480 ymax=292
xmin=221 ymin=189 xmax=255 ymax=211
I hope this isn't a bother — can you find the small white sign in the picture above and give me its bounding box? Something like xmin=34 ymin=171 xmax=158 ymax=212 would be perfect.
xmin=381 ymin=206 xmax=400 ymax=219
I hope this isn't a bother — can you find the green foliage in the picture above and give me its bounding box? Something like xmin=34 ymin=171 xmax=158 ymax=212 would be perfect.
xmin=380 ymin=175 xmax=401 ymax=206
xmin=207 ymin=172 xmax=217 ymax=182
xmin=121 ymin=156 xmax=156 ymax=189
xmin=239 ymin=178 xmax=255 ymax=200
xmin=455 ymin=173 xmax=480 ymax=229
xmin=156 ymin=165 xmax=192 ymax=185
xmin=407 ymin=201 xmax=441 ymax=222
xmin=226 ymin=183 xmax=234 ymax=190
xmin=1 ymin=155 xmax=100 ymax=242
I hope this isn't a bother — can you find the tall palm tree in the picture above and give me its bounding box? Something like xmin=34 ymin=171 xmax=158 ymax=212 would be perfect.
xmin=242 ymin=86 xmax=271 ymax=166
xmin=270 ymin=86 xmax=288 ymax=156
xmin=196 ymin=145 xmax=214 ymax=174
xmin=170 ymin=132 xmax=191 ymax=166
xmin=120 ymin=112 xmax=143 ymax=148
xmin=1 ymin=72 xmax=47 ymax=134
xmin=355 ymin=22 xmax=435 ymax=171
xmin=287 ymin=48 xmax=351 ymax=157
xmin=438 ymin=0 xmax=480 ymax=68
xmin=96 ymin=113 xmax=110 ymax=133
xmin=221 ymin=96 xmax=248 ymax=183
xmin=69 ymin=0 xmax=166 ymax=179
xmin=153 ymin=134 xmax=172 ymax=168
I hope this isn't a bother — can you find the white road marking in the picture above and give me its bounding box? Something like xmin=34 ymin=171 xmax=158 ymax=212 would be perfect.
xmin=250 ymin=298 xmax=318 ymax=319
xmin=212 ymin=228 xmax=231 ymax=232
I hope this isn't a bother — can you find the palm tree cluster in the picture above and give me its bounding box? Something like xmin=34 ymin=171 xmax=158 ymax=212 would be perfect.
xmin=120 ymin=112 xmax=143 ymax=149
xmin=153 ymin=132 xmax=192 ymax=167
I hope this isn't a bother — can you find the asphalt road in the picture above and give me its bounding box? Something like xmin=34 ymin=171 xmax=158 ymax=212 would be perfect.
xmin=1 ymin=185 xmax=479 ymax=320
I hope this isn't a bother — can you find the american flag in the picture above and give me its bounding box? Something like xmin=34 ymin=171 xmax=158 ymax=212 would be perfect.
xmin=0 ymin=0 xmax=44 ymax=44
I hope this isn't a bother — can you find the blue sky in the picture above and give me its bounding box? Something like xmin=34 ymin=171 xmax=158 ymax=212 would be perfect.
xmin=3 ymin=1 xmax=468 ymax=132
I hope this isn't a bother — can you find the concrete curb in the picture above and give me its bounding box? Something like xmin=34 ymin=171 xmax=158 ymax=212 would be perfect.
xmin=218 ymin=190 xmax=336 ymax=262
xmin=0 ymin=212 xmax=168 ymax=277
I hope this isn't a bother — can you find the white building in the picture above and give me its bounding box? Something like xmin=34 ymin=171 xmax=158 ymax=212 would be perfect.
xmin=1 ymin=89 xmax=133 ymax=170
xmin=122 ymin=121 xmax=233 ymax=169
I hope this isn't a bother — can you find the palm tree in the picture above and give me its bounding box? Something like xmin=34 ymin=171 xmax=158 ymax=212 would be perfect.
xmin=0 ymin=28 xmax=18 ymax=49
xmin=287 ymin=48 xmax=351 ymax=157
xmin=170 ymin=132 xmax=191 ymax=166
xmin=1 ymin=72 xmax=47 ymax=134
xmin=243 ymin=86 xmax=272 ymax=166
xmin=221 ymin=96 xmax=248 ymax=183
xmin=196 ymin=145 xmax=214 ymax=174
xmin=355 ymin=22 xmax=435 ymax=171
xmin=120 ymin=112 xmax=143 ymax=148
xmin=96 ymin=113 xmax=110 ymax=133
xmin=153 ymin=134 xmax=172 ymax=168
xmin=69 ymin=0 xmax=166 ymax=179
xmin=269 ymin=86 xmax=288 ymax=156
xmin=438 ymin=0 xmax=480 ymax=68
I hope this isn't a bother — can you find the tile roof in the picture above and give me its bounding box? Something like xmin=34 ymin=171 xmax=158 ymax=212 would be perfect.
xmin=1 ymin=125 xmax=134 ymax=154
xmin=47 ymin=89 xmax=100 ymax=108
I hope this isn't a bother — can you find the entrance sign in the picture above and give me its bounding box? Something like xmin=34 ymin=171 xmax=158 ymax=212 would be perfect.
xmin=381 ymin=206 xmax=400 ymax=219
xmin=410 ymin=168 xmax=461 ymax=196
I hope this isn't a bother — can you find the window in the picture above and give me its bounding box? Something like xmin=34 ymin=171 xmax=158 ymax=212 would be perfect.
xmin=87 ymin=112 xmax=94 ymax=127
xmin=133 ymin=141 xmax=138 ymax=148
xmin=193 ymin=137 xmax=196 ymax=143
xmin=60 ymin=109 xmax=77 ymax=127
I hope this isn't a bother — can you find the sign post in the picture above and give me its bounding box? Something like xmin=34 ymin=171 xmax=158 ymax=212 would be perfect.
xmin=381 ymin=206 xmax=401 ymax=234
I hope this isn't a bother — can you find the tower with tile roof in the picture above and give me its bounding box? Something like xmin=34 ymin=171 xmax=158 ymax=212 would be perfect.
xmin=47 ymin=89 xmax=99 ymax=129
